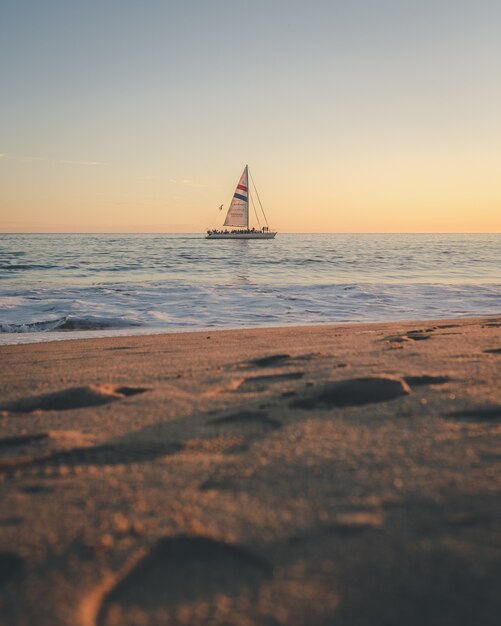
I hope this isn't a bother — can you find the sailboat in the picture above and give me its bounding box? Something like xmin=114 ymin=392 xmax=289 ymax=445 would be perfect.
xmin=206 ymin=165 xmax=277 ymax=239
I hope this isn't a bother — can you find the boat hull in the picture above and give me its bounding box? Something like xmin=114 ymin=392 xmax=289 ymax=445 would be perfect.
xmin=206 ymin=232 xmax=277 ymax=240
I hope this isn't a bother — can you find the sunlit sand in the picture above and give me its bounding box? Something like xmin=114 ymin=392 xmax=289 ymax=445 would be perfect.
xmin=1 ymin=317 xmax=500 ymax=625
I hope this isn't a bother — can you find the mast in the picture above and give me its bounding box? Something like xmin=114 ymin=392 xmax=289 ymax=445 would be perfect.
xmin=246 ymin=164 xmax=249 ymax=229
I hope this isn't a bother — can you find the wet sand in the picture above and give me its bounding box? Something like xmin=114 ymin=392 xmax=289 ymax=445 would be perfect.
xmin=0 ymin=316 xmax=500 ymax=625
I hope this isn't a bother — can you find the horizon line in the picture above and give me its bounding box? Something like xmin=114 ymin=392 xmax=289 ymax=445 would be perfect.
xmin=0 ymin=231 xmax=500 ymax=236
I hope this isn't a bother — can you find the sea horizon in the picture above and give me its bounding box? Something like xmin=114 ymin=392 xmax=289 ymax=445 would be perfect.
xmin=1 ymin=231 xmax=500 ymax=235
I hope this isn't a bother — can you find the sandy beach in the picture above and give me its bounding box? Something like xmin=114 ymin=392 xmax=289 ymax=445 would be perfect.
xmin=0 ymin=316 xmax=500 ymax=626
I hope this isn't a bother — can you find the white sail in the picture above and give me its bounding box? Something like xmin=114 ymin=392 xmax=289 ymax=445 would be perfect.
xmin=223 ymin=166 xmax=249 ymax=228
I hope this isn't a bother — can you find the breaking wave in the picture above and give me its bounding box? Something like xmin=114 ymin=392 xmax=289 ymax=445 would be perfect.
xmin=0 ymin=316 xmax=141 ymax=334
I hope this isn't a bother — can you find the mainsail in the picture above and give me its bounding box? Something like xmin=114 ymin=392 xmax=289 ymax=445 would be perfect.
xmin=223 ymin=166 xmax=249 ymax=228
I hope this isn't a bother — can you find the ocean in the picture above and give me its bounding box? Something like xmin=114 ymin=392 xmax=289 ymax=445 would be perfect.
xmin=0 ymin=233 xmax=500 ymax=345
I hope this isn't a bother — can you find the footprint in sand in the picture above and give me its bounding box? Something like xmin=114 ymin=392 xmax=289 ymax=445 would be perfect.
xmin=386 ymin=330 xmax=433 ymax=344
xmin=0 ymin=440 xmax=182 ymax=474
xmin=446 ymin=405 xmax=501 ymax=422
xmin=0 ymin=552 xmax=24 ymax=591
xmin=0 ymin=385 xmax=148 ymax=414
xmin=0 ymin=433 xmax=52 ymax=469
xmin=243 ymin=353 xmax=321 ymax=369
xmin=208 ymin=410 xmax=281 ymax=430
xmin=236 ymin=372 xmax=304 ymax=393
xmin=181 ymin=410 xmax=281 ymax=457
xmin=248 ymin=353 xmax=292 ymax=367
xmin=97 ymin=536 xmax=272 ymax=625
xmin=403 ymin=375 xmax=451 ymax=386
xmin=105 ymin=346 xmax=134 ymax=351
xmin=0 ymin=430 xmax=95 ymax=471
xmin=406 ymin=329 xmax=433 ymax=340
xmin=385 ymin=335 xmax=414 ymax=344
xmin=292 ymin=376 xmax=411 ymax=409
xmin=200 ymin=409 xmax=282 ymax=454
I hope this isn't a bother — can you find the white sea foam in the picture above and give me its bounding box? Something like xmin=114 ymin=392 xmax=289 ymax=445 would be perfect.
xmin=0 ymin=296 xmax=28 ymax=308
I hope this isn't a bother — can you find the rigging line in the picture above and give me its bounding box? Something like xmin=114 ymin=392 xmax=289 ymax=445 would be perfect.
xmin=249 ymin=169 xmax=269 ymax=227
xmin=250 ymin=192 xmax=262 ymax=229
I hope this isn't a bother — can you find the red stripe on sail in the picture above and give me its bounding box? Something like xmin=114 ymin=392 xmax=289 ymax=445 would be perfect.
xmin=236 ymin=184 xmax=248 ymax=192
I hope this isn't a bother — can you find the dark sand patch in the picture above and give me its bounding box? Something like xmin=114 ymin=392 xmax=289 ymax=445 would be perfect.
xmin=0 ymin=433 xmax=49 ymax=449
xmin=384 ymin=329 xmax=433 ymax=343
xmin=249 ymin=353 xmax=292 ymax=367
xmin=0 ymin=431 xmax=98 ymax=469
xmin=21 ymin=484 xmax=54 ymax=495
xmin=334 ymin=548 xmax=501 ymax=626
xmin=0 ymin=441 xmax=182 ymax=472
xmin=183 ymin=434 xmax=248 ymax=455
xmin=0 ymin=517 xmax=23 ymax=527
xmin=98 ymin=536 xmax=272 ymax=622
xmin=203 ymin=410 xmax=282 ymax=454
xmin=245 ymin=353 xmax=320 ymax=368
xmin=0 ymin=385 xmax=148 ymax=414
xmin=292 ymin=376 xmax=411 ymax=409
xmin=237 ymin=372 xmax=304 ymax=392
xmin=405 ymin=332 xmax=432 ymax=341
xmin=386 ymin=335 xmax=414 ymax=344
xmin=0 ymin=552 xmax=24 ymax=591
xmin=447 ymin=405 xmax=501 ymax=422
xmin=404 ymin=375 xmax=452 ymax=387
xmin=199 ymin=477 xmax=227 ymax=491
xmin=445 ymin=512 xmax=495 ymax=528
xmin=208 ymin=410 xmax=281 ymax=430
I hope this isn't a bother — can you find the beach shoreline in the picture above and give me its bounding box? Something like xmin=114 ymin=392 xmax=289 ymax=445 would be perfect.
xmin=1 ymin=316 xmax=500 ymax=625
xmin=2 ymin=311 xmax=501 ymax=347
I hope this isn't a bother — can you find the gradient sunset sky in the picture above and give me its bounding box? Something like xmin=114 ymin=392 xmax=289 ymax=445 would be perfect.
xmin=1 ymin=0 xmax=500 ymax=233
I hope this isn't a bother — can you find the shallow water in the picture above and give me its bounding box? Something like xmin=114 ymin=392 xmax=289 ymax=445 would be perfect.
xmin=0 ymin=233 xmax=500 ymax=344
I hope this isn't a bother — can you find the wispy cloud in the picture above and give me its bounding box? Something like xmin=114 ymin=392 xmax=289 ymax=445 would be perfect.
xmin=0 ymin=219 xmax=197 ymax=232
xmin=0 ymin=152 xmax=106 ymax=166
xmin=169 ymin=178 xmax=207 ymax=188
xmin=113 ymin=201 xmax=146 ymax=205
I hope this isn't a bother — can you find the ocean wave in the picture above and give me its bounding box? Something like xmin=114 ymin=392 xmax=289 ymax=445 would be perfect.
xmin=0 ymin=263 xmax=58 ymax=271
xmin=0 ymin=234 xmax=500 ymax=343
xmin=0 ymin=316 xmax=142 ymax=333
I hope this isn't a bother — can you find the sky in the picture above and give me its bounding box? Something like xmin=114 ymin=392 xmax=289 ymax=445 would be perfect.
xmin=1 ymin=0 xmax=500 ymax=233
